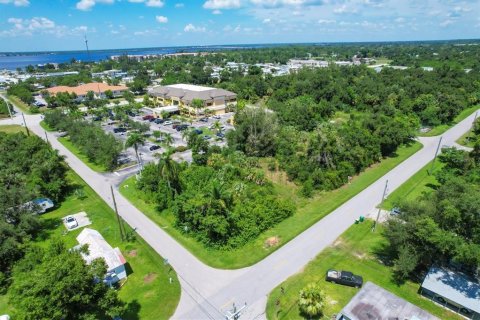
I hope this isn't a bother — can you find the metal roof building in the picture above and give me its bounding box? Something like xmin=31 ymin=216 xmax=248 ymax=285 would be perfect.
xmin=421 ymin=266 xmax=480 ymax=319
xmin=337 ymin=282 xmax=439 ymax=320
xmin=76 ymin=228 xmax=127 ymax=285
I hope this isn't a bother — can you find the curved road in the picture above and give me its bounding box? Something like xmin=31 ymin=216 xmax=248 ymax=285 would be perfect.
xmin=2 ymin=100 xmax=478 ymax=320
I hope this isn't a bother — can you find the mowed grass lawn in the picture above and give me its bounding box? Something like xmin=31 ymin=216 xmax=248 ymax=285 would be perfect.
xmin=419 ymin=105 xmax=479 ymax=137
xmin=456 ymin=129 xmax=477 ymax=147
xmin=382 ymin=160 xmax=444 ymax=210
xmin=6 ymin=95 xmax=32 ymax=114
xmin=0 ymin=170 xmax=180 ymax=320
xmin=120 ymin=141 xmax=422 ymax=269
xmin=266 ymin=222 xmax=462 ymax=320
xmin=0 ymin=124 xmax=27 ymax=134
xmin=58 ymin=136 xmax=108 ymax=172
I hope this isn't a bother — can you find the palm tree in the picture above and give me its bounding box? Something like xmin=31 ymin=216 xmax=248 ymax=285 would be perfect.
xmin=162 ymin=132 xmax=174 ymax=150
xmin=158 ymin=153 xmax=180 ymax=194
xmin=212 ymin=120 xmax=222 ymax=135
xmin=298 ymin=283 xmax=325 ymax=318
xmin=125 ymin=132 xmax=146 ymax=167
xmin=191 ymin=98 xmax=204 ymax=118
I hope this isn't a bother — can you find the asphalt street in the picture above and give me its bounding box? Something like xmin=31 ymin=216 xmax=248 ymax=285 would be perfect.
xmin=1 ymin=94 xmax=477 ymax=320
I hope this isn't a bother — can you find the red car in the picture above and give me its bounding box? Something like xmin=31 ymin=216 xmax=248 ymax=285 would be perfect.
xmin=142 ymin=115 xmax=154 ymax=121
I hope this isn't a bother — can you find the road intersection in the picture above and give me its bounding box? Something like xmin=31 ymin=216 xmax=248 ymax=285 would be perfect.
xmin=1 ymin=98 xmax=478 ymax=320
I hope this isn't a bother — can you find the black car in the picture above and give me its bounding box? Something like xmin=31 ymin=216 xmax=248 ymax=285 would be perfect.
xmin=154 ymin=118 xmax=164 ymax=124
xmin=325 ymin=270 xmax=363 ymax=288
xmin=113 ymin=127 xmax=127 ymax=133
xmin=175 ymin=124 xmax=189 ymax=131
xmin=149 ymin=145 xmax=160 ymax=151
xmin=199 ymin=117 xmax=209 ymax=122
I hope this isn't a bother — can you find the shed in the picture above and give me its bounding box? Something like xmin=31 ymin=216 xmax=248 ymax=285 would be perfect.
xmin=337 ymin=281 xmax=438 ymax=320
xmin=76 ymin=228 xmax=127 ymax=285
xmin=421 ymin=266 xmax=480 ymax=319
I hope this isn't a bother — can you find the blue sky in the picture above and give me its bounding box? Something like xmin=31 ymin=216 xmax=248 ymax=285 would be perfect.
xmin=0 ymin=0 xmax=479 ymax=51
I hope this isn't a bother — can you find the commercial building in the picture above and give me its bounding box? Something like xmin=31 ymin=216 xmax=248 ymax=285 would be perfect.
xmin=149 ymin=84 xmax=236 ymax=117
xmin=421 ymin=266 xmax=480 ymax=319
xmin=45 ymin=82 xmax=128 ymax=102
xmin=337 ymin=281 xmax=438 ymax=320
xmin=76 ymin=228 xmax=127 ymax=285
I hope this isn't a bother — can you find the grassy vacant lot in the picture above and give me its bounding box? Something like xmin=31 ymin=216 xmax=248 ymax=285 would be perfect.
xmin=6 ymin=95 xmax=31 ymax=114
xmin=419 ymin=105 xmax=479 ymax=137
xmin=58 ymin=136 xmax=108 ymax=172
xmin=0 ymin=124 xmax=27 ymax=134
xmin=456 ymin=129 xmax=477 ymax=147
xmin=0 ymin=170 xmax=180 ymax=319
xmin=382 ymin=160 xmax=443 ymax=210
xmin=266 ymin=222 xmax=461 ymax=320
xmin=120 ymin=142 xmax=422 ymax=269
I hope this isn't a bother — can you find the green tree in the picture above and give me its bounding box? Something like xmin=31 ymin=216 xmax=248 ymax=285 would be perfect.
xmin=125 ymin=132 xmax=146 ymax=165
xmin=10 ymin=241 xmax=125 ymax=320
xmin=191 ymin=98 xmax=204 ymax=117
xmin=298 ymin=283 xmax=325 ymax=318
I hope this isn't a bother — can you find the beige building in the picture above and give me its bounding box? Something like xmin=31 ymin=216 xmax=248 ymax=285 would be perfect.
xmin=46 ymin=82 xmax=129 ymax=102
xmin=148 ymin=84 xmax=237 ymax=117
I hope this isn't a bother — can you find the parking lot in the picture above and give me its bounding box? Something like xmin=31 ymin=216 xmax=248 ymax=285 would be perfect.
xmin=101 ymin=109 xmax=234 ymax=166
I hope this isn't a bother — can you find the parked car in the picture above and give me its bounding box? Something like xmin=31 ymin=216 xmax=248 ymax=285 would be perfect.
xmin=154 ymin=118 xmax=164 ymax=124
xmin=199 ymin=117 xmax=209 ymax=122
xmin=149 ymin=145 xmax=160 ymax=151
xmin=194 ymin=129 xmax=203 ymax=135
xmin=176 ymin=124 xmax=189 ymax=131
xmin=203 ymin=135 xmax=211 ymax=140
xmin=216 ymin=132 xmax=225 ymax=138
xmin=164 ymin=121 xmax=173 ymax=125
xmin=93 ymin=116 xmax=102 ymax=121
xmin=325 ymin=270 xmax=363 ymax=288
xmin=142 ymin=115 xmax=154 ymax=121
xmin=113 ymin=127 xmax=127 ymax=133
xmin=65 ymin=216 xmax=78 ymax=229
xmin=213 ymin=115 xmax=221 ymax=119
xmin=148 ymin=117 xmax=157 ymax=122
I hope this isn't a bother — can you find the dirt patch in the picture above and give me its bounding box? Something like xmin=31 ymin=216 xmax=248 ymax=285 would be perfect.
xmin=127 ymin=250 xmax=138 ymax=257
xmin=265 ymin=236 xmax=280 ymax=248
xmin=353 ymin=251 xmax=366 ymax=260
xmin=332 ymin=239 xmax=343 ymax=247
xmin=143 ymin=272 xmax=157 ymax=284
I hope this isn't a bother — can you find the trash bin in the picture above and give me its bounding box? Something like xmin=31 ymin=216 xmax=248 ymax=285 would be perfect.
xmin=359 ymin=215 xmax=365 ymax=222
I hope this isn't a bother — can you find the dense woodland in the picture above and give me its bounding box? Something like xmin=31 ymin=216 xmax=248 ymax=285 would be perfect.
xmin=44 ymin=110 xmax=123 ymax=170
xmin=137 ymin=150 xmax=294 ymax=248
xmin=385 ymin=121 xmax=480 ymax=280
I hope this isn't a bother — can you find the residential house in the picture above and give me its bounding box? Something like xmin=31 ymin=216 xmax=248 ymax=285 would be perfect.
xmin=45 ymin=82 xmax=129 ymax=102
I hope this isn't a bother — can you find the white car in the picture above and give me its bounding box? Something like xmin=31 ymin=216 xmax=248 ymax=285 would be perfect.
xmin=0 ymin=315 xmax=10 ymax=320
xmin=213 ymin=115 xmax=221 ymax=119
xmin=163 ymin=121 xmax=173 ymax=125
xmin=65 ymin=216 xmax=78 ymax=229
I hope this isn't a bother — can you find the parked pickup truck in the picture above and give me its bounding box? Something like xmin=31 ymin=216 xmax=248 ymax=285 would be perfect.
xmin=325 ymin=270 xmax=363 ymax=288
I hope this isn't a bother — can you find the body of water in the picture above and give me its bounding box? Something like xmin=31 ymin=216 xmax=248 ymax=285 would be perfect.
xmin=0 ymin=43 xmax=293 ymax=70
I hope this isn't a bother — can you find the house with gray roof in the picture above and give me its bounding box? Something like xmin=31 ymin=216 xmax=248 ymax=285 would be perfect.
xmin=148 ymin=84 xmax=236 ymax=117
xmin=421 ymin=266 xmax=480 ymax=319
xmin=337 ymin=282 xmax=438 ymax=320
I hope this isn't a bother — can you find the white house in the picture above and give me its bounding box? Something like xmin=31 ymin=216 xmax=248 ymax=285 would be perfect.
xmin=76 ymin=228 xmax=127 ymax=285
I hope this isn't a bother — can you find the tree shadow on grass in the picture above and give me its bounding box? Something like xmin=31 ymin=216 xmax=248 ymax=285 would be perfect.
xmin=36 ymin=216 xmax=63 ymax=241
xmin=123 ymin=299 xmax=141 ymax=320
xmin=124 ymin=262 xmax=134 ymax=276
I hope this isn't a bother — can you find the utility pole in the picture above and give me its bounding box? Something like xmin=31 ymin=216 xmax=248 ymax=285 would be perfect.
xmin=21 ymin=112 xmax=30 ymax=136
xmin=110 ymin=185 xmax=125 ymax=241
xmin=44 ymin=131 xmax=50 ymax=144
xmin=372 ymin=179 xmax=388 ymax=231
xmin=224 ymin=302 xmax=247 ymax=320
xmin=428 ymin=136 xmax=443 ymax=175
xmin=6 ymin=101 xmax=13 ymax=119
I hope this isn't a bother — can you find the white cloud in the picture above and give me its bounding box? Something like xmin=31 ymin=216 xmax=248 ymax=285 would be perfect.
xmin=0 ymin=0 xmax=30 ymax=6
xmin=146 ymin=0 xmax=164 ymax=7
xmin=395 ymin=17 xmax=405 ymax=23
xmin=175 ymin=3 xmax=184 ymax=7
xmin=318 ymin=19 xmax=335 ymax=24
xmin=212 ymin=9 xmax=222 ymax=14
xmin=333 ymin=4 xmax=357 ymax=14
xmin=262 ymin=18 xmax=271 ymax=23
xmin=156 ymin=15 xmax=168 ymax=23
xmin=1 ymin=16 xmax=93 ymax=38
xmin=440 ymin=19 xmax=455 ymax=27
xmin=249 ymin=0 xmax=324 ymax=7
xmin=184 ymin=23 xmax=206 ymax=32
xmin=203 ymin=0 xmax=240 ymax=10
xmin=76 ymin=0 xmax=113 ymax=11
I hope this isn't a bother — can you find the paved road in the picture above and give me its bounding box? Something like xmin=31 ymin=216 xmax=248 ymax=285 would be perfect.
xmin=1 ymin=97 xmax=478 ymax=319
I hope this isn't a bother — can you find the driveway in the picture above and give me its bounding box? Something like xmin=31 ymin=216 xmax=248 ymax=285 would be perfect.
xmin=5 ymin=101 xmax=478 ymax=320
